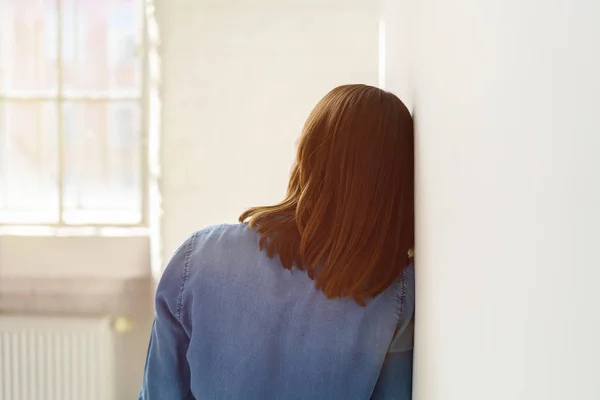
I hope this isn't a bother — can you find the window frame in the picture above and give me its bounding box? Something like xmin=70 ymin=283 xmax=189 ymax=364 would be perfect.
xmin=0 ymin=0 xmax=149 ymax=230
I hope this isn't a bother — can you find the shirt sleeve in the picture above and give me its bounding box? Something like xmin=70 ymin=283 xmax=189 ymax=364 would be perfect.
xmin=139 ymin=234 xmax=197 ymax=400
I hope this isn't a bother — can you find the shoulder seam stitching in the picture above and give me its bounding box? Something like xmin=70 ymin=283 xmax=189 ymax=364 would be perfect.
xmin=395 ymin=268 xmax=408 ymax=325
xmin=176 ymin=231 xmax=199 ymax=323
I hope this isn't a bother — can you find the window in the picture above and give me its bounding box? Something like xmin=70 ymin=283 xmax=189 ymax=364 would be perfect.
xmin=0 ymin=0 xmax=144 ymax=226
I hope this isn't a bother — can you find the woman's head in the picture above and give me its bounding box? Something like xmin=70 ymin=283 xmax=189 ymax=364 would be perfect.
xmin=240 ymin=84 xmax=414 ymax=305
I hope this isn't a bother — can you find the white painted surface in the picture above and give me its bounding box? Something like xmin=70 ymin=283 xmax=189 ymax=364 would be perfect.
xmin=0 ymin=315 xmax=115 ymax=400
xmin=385 ymin=0 xmax=600 ymax=399
xmin=0 ymin=236 xmax=150 ymax=278
xmin=381 ymin=0 xmax=413 ymax=108
xmin=157 ymin=0 xmax=380 ymax=260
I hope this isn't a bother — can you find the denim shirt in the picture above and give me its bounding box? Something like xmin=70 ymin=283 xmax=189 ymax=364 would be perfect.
xmin=140 ymin=223 xmax=414 ymax=400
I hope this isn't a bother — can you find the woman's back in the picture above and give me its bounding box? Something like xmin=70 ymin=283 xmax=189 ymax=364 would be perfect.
xmin=141 ymin=224 xmax=414 ymax=399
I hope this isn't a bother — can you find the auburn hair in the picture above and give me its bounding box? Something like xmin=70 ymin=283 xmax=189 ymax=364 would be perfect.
xmin=240 ymin=84 xmax=414 ymax=305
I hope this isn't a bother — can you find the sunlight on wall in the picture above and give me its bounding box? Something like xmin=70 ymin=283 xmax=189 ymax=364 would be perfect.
xmin=144 ymin=0 xmax=163 ymax=279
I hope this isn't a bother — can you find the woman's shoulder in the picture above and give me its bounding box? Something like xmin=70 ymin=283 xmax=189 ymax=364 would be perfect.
xmin=188 ymin=223 xmax=259 ymax=253
xmin=157 ymin=223 xmax=262 ymax=311
xmin=161 ymin=223 xmax=259 ymax=277
xmin=192 ymin=222 xmax=254 ymax=238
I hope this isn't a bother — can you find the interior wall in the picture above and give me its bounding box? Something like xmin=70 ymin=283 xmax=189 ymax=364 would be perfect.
xmin=157 ymin=0 xmax=381 ymax=261
xmin=387 ymin=0 xmax=600 ymax=399
xmin=381 ymin=0 xmax=413 ymax=109
xmin=0 ymin=236 xmax=149 ymax=278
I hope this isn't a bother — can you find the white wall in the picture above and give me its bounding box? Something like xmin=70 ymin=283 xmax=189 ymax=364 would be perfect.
xmin=383 ymin=0 xmax=600 ymax=398
xmin=0 ymin=236 xmax=149 ymax=278
xmin=157 ymin=0 xmax=381 ymax=260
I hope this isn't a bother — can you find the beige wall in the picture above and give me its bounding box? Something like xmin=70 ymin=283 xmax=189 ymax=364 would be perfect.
xmin=157 ymin=0 xmax=381 ymax=261
xmin=0 ymin=235 xmax=149 ymax=278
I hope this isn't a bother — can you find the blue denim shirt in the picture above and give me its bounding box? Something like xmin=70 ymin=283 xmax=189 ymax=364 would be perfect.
xmin=140 ymin=223 xmax=414 ymax=399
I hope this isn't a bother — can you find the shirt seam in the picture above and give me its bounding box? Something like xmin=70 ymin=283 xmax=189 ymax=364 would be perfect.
xmin=396 ymin=270 xmax=408 ymax=324
xmin=176 ymin=231 xmax=199 ymax=324
xmin=389 ymin=264 xmax=415 ymax=352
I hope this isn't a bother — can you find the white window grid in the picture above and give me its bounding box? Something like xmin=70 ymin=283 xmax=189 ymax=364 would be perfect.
xmin=0 ymin=0 xmax=149 ymax=229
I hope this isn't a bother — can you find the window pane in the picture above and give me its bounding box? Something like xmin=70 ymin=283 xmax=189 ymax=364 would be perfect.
xmin=0 ymin=0 xmax=59 ymax=94
xmin=61 ymin=0 xmax=141 ymax=96
xmin=62 ymin=101 xmax=141 ymax=224
xmin=0 ymin=102 xmax=59 ymax=223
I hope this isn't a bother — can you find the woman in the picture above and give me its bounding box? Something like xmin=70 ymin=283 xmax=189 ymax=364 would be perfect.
xmin=140 ymin=84 xmax=415 ymax=399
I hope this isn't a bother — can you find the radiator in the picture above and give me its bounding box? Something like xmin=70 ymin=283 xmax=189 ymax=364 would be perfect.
xmin=0 ymin=316 xmax=115 ymax=400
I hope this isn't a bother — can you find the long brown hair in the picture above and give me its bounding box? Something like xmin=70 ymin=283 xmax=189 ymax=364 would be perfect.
xmin=240 ymin=84 xmax=414 ymax=305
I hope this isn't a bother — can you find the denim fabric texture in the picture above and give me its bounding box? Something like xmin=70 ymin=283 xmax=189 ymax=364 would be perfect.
xmin=140 ymin=223 xmax=414 ymax=400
